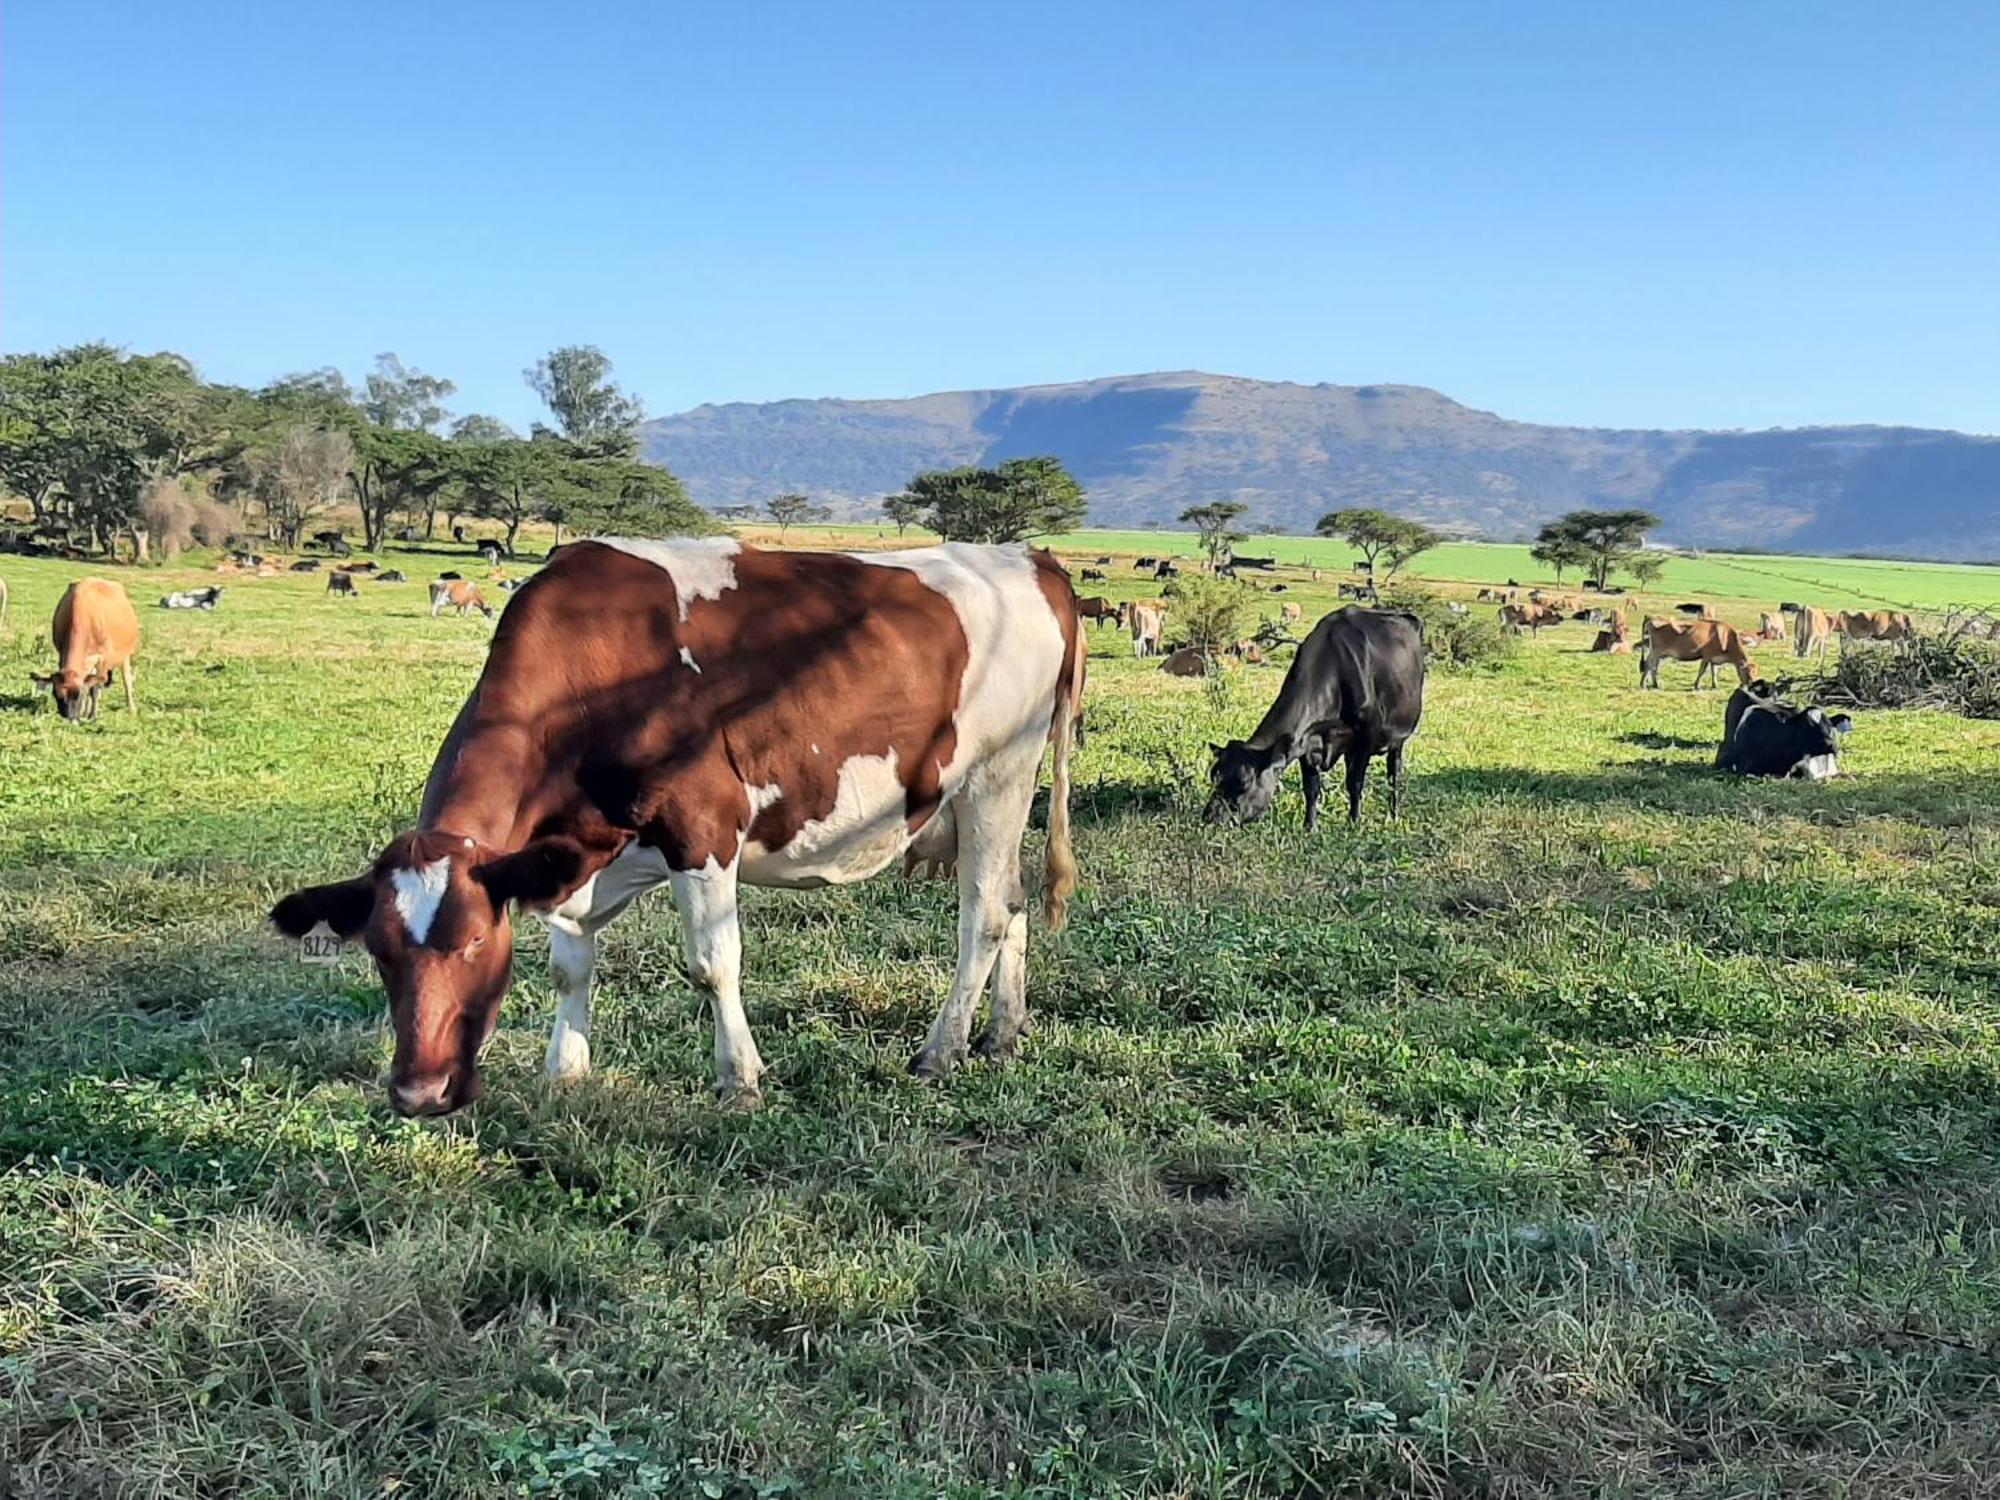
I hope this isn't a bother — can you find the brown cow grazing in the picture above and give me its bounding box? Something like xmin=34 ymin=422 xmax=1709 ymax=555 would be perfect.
xmin=1793 ymin=606 xmax=1836 ymax=660
xmin=430 ymin=579 xmax=495 ymax=618
xmin=1128 ymin=599 xmax=1166 ymax=658
xmin=1076 ymin=596 xmax=1126 ymax=629
xmin=272 ymin=538 xmax=1085 ymax=1115
xmin=1159 ymin=647 xmax=1208 ymax=676
xmin=33 ymin=578 xmax=141 ymax=720
xmin=327 ymin=571 xmax=359 ymax=596
xmin=1500 ymin=602 xmax=1564 ymax=636
xmin=1840 ymin=609 xmax=1915 ymax=643
xmin=1640 ymin=616 xmax=1756 ymax=689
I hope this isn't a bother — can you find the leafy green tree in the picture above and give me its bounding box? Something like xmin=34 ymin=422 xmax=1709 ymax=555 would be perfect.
xmin=904 ymin=456 xmax=1086 ymax=544
xmin=1314 ymin=507 xmax=1444 ymax=589
xmin=1180 ymin=501 xmax=1248 ymax=567
xmin=0 ymin=353 xmax=73 ymax=524
xmin=353 ymin=427 xmax=452 ymax=549
xmin=1538 ymin=509 xmax=1663 ymax=588
xmin=882 ymin=492 xmax=927 ymax=537
xmin=361 ymin=353 xmax=454 ymax=434
xmin=524 ymin=346 xmax=645 ymax=442
xmin=767 ymin=492 xmax=829 ymax=540
xmin=460 ymin=436 xmax=561 ymax=557
xmin=557 ymin=452 xmax=708 ymax=542
xmin=1528 ymin=523 xmax=1592 ymax=586
xmin=1626 ymin=553 xmax=1667 ymax=589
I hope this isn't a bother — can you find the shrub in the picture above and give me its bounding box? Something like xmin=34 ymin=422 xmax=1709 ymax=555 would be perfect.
xmin=1801 ymin=627 xmax=2000 ymax=719
xmin=1163 ymin=574 xmax=1254 ymax=655
xmin=139 ymin=479 xmax=196 ymax=557
xmin=1376 ymin=585 xmax=1518 ymax=671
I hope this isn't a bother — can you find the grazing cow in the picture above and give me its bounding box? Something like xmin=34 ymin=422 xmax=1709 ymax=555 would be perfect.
xmin=1757 ymin=611 xmax=1787 ymax=642
xmin=377 ymin=570 xmax=407 ymax=583
xmin=1134 ymin=557 xmax=1158 ymax=570
xmin=33 ymin=578 xmax=140 ymax=720
xmin=1716 ymin=683 xmax=1852 ymax=778
xmin=430 ymin=579 xmax=495 ymax=618
xmin=1500 ymin=602 xmax=1563 ymax=636
xmin=290 ymin=558 xmax=321 ymax=573
xmin=161 ymin=586 xmax=223 ymax=610
xmin=311 ymin=529 xmax=346 ymax=551
xmin=1159 ymin=647 xmax=1208 ymax=676
xmin=1280 ymin=602 xmax=1304 ymax=625
xmin=1792 ymin=606 xmax=1836 ymax=660
xmin=1128 ymin=599 xmax=1167 ymax=658
xmin=1080 ymin=568 xmax=1106 ymax=582
xmin=327 ymin=571 xmax=359 ymax=596
xmin=1640 ymin=617 xmax=1756 ymax=689
xmin=1337 ymin=582 xmax=1368 ymax=600
xmin=1840 ymin=609 xmax=1914 ymax=643
xmin=1076 ymin=596 xmax=1126 ymax=629
xmin=1206 ymin=607 xmax=1425 ymax=830
xmin=477 ymin=539 xmax=506 ymax=565
xmin=327 ymin=537 xmax=353 ymax=558
xmin=271 ymin=538 xmax=1085 ymax=1115
xmin=1154 ymin=561 xmax=1180 ymax=580
xmin=1094 ymin=555 xmax=1112 ymax=565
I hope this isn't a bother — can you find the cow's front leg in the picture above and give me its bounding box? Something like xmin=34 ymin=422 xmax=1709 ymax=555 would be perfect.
xmin=670 ymin=859 xmax=763 ymax=1109
xmin=544 ymin=919 xmax=596 ymax=1080
xmin=1301 ymin=759 xmax=1325 ymax=832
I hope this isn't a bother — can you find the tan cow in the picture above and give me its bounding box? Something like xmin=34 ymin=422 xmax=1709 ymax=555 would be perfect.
xmin=1840 ymin=609 xmax=1914 ymax=643
xmin=1128 ymin=600 xmax=1166 ymax=658
xmin=430 ymin=579 xmax=496 ymax=619
xmin=1757 ymin=611 xmax=1787 ymax=642
xmin=33 ymin=578 xmax=141 ymax=720
xmin=1500 ymin=602 xmax=1564 ymax=636
xmin=1793 ymin=606 xmax=1836 ymax=660
xmin=1279 ymin=602 xmax=1303 ymax=624
xmin=1640 ymin=617 xmax=1755 ymax=689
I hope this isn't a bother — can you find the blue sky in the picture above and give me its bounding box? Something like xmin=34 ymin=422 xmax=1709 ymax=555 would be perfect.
xmin=6 ymin=2 xmax=1996 ymax=434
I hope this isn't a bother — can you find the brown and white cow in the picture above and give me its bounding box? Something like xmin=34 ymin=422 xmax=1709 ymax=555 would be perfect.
xmin=1840 ymin=609 xmax=1914 ymax=643
xmin=1500 ymin=602 xmax=1564 ymax=636
xmin=273 ymin=538 xmax=1085 ymax=1115
xmin=33 ymin=578 xmax=141 ymax=720
xmin=429 ymin=579 xmax=495 ymax=618
xmin=1128 ymin=599 xmax=1166 ymax=658
xmin=1793 ymin=606 xmax=1836 ymax=660
xmin=1640 ymin=616 xmax=1756 ymax=689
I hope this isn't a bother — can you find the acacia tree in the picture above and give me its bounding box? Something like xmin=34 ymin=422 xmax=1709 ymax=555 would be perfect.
xmin=904 ymin=456 xmax=1086 ymax=543
xmin=1314 ymin=507 xmax=1444 ymax=591
xmin=767 ymin=492 xmax=828 ymax=540
xmin=524 ymin=346 xmax=645 ymax=441
xmin=882 ymin=492 xmax=927 ymax=537
xmin=1538 ymin=509 xmax=1663 ymax=588
xmin=352 ymin=427 xmax=452 ymax=549
xmin=1529 ymin=524 xmax=1592 ymax=586
xmin=1180 ymin=501 xmax=1248 ymax=567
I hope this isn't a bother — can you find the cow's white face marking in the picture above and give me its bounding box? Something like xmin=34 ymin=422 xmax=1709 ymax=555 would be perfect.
xmin=390 ymin=857 xmax=452 ymax=943
xmin=596 ymin=536 xmax=742 ymax=622
xmin=679 ymin=645 xmax=702 ymax=673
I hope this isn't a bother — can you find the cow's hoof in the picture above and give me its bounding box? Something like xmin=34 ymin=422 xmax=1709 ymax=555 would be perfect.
xmin=908 ymin=1049 xmax=959 ymax=1081
xmin=971 ymin=1027 xmax=1021 ymax=1065
xmin=715 ymin=1082 xmax=764 ymax=1112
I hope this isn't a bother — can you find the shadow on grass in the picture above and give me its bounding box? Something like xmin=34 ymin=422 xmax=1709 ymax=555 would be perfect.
xmin=1422 ymin=765 xmax=2000 ymax=822
xmin=1617 ymin=731 xmax=1714 ymax=751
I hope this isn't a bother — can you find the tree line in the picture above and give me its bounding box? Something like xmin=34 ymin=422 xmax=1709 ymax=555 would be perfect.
xmin=0 ymin=343 xmax=706 ymax=558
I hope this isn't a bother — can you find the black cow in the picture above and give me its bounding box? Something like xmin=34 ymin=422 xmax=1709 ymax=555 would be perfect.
xmin=1779 ymin=601 xmax=1802 ymax=614
xmin=1675 ymin=602 xmax=1706 ymax=616
xmin=1206 ymin=607 xmax=1426 ymax=831
xmin=1081 ymin=568 xmax=1106 ymax=582
xmin=310 ymin=530 xmax=346 ymax=551
xmin=1715 ymin=683 xmax=1852 ymax=778
xmin=377 ymin=569 xmax=408 ymax=583
xmin=436 ymin=570 xmax=463 ymax=581
xmin=477 ymin=539 xmax=506 ymax=563
xmin=1231 ymin=554 xmax=1276 ymax=571
xmin=1094 ymin=555 xmax=1113 ymax=565
xmin=1269 ymin=584 xmax=1288 ymax=594
xmin=290 ymin=558 xmax=321 ymax=573
xmin=1155 ymin=561 xmax=1180 ymax=580
xmin=1135 ymin=556 xmax=1158 ymax=570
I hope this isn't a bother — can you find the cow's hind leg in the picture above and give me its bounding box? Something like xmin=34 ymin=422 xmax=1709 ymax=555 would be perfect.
xmin=121 ymin=660 xmax=136 ymax=714
xmin=1344 ymin=748 xmax=1369 ymax=824
xmin=972 ymin=860 xmax=1030 ymax=1064
xmin=1387 ymin=744 xmax=1407 ymax=819
xmin=670 ymin=859 xmax=764 ymax=1109
xmin=913 ymin=762 xmax=1038 ymax=1080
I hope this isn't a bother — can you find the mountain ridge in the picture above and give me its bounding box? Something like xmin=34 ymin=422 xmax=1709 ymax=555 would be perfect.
xmin=638 ymin=370 xmax=2000 ymax=559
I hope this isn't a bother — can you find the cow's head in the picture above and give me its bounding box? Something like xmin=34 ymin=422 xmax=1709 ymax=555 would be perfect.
xmin=271 ymin=831 xmax=586 ymax=1115
xmin=31 ymin=661 xmax=106 ymax=721
xmin=1782 ymin=707 xmax=1853 ymax=780
xmin=1205 ymin=737 xmax=1289 ymax=826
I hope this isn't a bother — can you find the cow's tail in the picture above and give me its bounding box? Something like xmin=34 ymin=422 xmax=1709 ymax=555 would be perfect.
xmin=1042 ymin=622 xmax=1085 ymax=933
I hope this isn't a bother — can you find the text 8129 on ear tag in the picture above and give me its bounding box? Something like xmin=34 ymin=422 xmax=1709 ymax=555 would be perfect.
xmin=299 ymin=924 xmax=345 ymax=966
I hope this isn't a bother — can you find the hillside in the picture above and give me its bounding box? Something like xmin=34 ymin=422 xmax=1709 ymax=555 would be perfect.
xmin=640 ymin=371 xmax=2000 ymax=559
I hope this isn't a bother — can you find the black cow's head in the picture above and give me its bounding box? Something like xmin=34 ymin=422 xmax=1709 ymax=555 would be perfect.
xmin=1206 ymin=736 xmax=1289 ymax=826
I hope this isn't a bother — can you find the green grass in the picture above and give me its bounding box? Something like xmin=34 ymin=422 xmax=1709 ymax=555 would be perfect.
xmin=4 ymin=540 xmax=2000 ymax=1496
xmin=795 ymin=523 xmax=2000 ymax=615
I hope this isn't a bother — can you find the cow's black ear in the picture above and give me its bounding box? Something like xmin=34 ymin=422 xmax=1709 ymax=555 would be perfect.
xmin=1208 ymin=742 xmax=1225 ymax=757
xmin=1829 ymin=713 xmax=1854 ymax=734
xmin=476 ymin=837 xmax=587 ymax=911
xmin=271 ymin=877 xmax=375 ymax=938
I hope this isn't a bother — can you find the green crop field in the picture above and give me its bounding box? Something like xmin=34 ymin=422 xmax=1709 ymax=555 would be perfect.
xmin=4 ymin=538 xmax=2000 ymax=1497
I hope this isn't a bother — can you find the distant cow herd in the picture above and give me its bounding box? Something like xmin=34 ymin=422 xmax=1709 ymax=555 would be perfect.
xmin=4 ymin=531 xmax=1960 ymax=1117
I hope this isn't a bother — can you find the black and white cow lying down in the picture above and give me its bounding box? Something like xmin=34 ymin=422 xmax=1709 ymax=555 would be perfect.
xmin=1206 ymin=606 xmax=1426 ymax=829
xmin=1715 ymin=682 xmax=1852 ymax=778
xmin=161 ymin=586 xmax=223 ymax=610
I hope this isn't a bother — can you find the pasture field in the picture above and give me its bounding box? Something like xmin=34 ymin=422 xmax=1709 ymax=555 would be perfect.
xmin=777 ymin=524 xmax=2000 ymax=616
xmin=3 ymin=541 xmax=2000 ymax=1497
